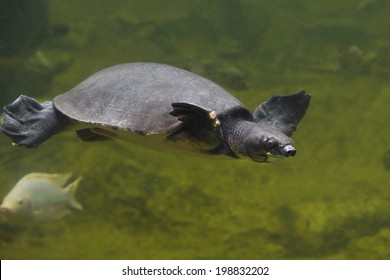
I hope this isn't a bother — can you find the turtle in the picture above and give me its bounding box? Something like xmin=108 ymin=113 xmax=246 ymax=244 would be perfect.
xmin=0 ymin=63 xmax=311 ymax=162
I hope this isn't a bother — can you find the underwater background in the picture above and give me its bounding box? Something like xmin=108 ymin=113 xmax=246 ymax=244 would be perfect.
xmin=0 ymin=0 xmax=389 ymax=259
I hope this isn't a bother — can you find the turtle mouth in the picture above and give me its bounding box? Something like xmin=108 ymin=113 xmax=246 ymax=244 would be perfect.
xmin=251 ymin=154 xmax=269 ymax=162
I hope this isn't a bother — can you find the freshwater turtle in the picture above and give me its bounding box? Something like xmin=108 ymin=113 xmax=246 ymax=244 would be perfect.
xmin=1 ymin=63 xmax=310 ymax=162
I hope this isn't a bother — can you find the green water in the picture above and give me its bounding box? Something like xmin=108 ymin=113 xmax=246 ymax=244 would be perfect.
xmin=0 ymin=0 xmax=389 ymax=259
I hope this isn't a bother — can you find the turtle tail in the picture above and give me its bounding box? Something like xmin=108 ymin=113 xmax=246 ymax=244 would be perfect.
xmin=1 ymin=95 xmax=67 ymax=148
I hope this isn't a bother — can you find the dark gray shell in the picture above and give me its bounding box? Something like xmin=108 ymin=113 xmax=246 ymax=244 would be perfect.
xmin=54 ymin=63 xmax=245 ymax=135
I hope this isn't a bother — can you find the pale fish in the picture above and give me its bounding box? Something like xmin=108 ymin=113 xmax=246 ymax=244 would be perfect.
xmin=0 ymin=173 xmax=83 ymax=223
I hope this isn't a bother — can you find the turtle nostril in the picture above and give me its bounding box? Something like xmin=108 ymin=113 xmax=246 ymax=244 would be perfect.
xmin=287 ymin=149 xmax=296 ymax=156
xmin=283 ymin=145 xmax=296 ymax=157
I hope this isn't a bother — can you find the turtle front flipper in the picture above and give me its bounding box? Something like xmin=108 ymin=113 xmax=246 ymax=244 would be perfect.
xmin=170 ymin=102 xmax=223 ymax=150
xmin=253 ymin=90 xmax=311 ymax=137
xmin=1 ymin=95 xmax=67 ymax=148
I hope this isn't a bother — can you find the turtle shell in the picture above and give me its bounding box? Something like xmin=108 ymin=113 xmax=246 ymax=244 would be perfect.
xmin=54 ymin=63 xmax=245 ymax=135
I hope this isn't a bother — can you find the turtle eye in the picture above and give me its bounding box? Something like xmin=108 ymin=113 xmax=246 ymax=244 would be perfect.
xmin=267 ymin=138 xmax=277 ymax=149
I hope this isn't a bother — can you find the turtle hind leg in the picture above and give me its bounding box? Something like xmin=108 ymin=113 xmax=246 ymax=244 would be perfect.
xmin=170 ymin=102 xmax=222 ymax=150
xmin=1 ymin=95 xmax=67 ymax=148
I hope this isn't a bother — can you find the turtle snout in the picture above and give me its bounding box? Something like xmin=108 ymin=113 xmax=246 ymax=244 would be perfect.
xmin=282 ymin=145 xmax=296 ymax=157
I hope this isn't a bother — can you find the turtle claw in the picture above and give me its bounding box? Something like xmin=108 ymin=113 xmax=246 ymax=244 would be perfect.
xmin=171 ymin=103 xmax=220 ymax=128
xmin=208 ymin=111 xmax=220 ymax=127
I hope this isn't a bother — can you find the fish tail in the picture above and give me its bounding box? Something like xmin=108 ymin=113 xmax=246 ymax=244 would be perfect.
xmin=65 ymin=176 xmax=83 ymax=211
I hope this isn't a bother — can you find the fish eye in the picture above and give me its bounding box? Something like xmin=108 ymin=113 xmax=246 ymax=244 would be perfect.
xmin=267 ymin=138 xmax=277 ymax=149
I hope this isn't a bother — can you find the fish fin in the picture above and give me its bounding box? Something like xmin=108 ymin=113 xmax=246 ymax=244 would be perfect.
xmin=32 ymin=205 xmax=71 ymax=222
xmin=64 ymin=177 xmax=83 ymax=211
xmin=25 ymin=173 xmax=73 ymax=188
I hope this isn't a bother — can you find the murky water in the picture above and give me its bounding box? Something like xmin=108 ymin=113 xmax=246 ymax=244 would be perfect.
xmin=0 ymin=0 xmax=389 ymax=259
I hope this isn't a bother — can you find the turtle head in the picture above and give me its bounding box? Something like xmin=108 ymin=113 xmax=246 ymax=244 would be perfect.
xmin=245 ymin=126 xmax=296 ymax=161
xmin=226 ymin=121 xmax=296 ymax=162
